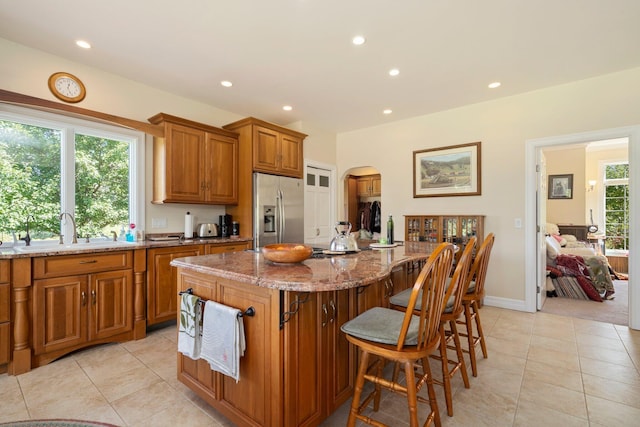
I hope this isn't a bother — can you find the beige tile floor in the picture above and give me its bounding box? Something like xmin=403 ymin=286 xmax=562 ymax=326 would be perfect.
xmin=1 ymin=306 xmax=639 ymax=426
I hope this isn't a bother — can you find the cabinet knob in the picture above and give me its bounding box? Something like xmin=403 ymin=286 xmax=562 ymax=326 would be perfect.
xmin=91 ymin=289 xmax=96 ymax=305
xmin=81 ymin=291 xmax=86 ymax=306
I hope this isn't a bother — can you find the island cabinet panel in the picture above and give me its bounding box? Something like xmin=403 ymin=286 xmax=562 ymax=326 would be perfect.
xmin=321 ymin=289 xmax=356 ymax=415
xmin=176 ymin=270 xmax=282 ymax=427
xmin=282 ymin=291 xmax=323 ymax=427
xmin=147 ymin=245 xmax=205 ymax=326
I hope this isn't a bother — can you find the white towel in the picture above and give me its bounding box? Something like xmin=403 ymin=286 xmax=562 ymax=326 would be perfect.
xmin=177 ymin=293 xmax=202 ymax=360
xmin=200 ymin=300 xmax=246 ymax=382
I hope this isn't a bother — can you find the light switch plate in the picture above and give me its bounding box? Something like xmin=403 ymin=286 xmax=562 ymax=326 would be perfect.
xmin=514 ymin=218 xmax=522 ymax=229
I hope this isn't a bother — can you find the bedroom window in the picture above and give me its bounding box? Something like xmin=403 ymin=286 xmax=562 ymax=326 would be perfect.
xmin=0 ymin=104 xmax=145 ymax=245
xmin=603 ymin=162 xmax=629 ymax=253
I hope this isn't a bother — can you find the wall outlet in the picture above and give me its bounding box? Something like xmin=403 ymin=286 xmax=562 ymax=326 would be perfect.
xmin=151 ymin=217 xmax=167 ymax=228
xmin=514 ymin=218 xmax=522 ymax=229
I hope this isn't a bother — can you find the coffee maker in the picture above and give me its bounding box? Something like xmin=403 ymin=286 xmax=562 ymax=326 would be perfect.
xmin=219 ymin=214 xmax=232 ymax=238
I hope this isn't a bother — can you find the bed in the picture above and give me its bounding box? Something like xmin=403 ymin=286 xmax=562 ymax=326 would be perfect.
xmin=545 ymin=225 xmax=615 ymax=301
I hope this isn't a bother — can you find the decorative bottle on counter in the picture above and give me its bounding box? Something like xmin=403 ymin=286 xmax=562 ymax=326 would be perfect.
xmin=387 ymin=215 xmax=394 ymax=244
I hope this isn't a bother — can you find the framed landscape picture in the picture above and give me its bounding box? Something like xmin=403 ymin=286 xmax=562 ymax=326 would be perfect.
xmin=413 ymin=142 xmax=481 ymax=198
xmin=548 ymin=174 xmax=573 ymax=199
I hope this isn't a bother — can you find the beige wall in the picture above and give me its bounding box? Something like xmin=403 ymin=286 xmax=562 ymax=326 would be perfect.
xmin=0 ymin=38 xmax=337 ymax=234
xmin=336 ymin=67 xmax=640 ymax=305
xmin=545 ymin=147 xmax=586 ymax=225
xmin=3 ymin=36 xmax=638 ymax=308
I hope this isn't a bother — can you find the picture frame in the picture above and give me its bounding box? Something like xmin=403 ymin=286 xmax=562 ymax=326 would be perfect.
xmin=548 ymin=174 xmax=573 ymax=199
xmin=413 ymin=141 xmax=481 ymax=198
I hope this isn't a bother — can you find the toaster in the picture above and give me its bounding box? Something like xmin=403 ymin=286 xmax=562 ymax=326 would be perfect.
xmin=196 ymin=223 xmax=219 ymax=238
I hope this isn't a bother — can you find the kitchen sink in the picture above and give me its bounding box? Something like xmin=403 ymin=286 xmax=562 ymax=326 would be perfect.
xmin=14 ymin=240 xmax=139 ymax=253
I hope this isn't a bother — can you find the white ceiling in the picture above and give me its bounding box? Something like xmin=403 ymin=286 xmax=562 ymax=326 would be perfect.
xmin=1 ymin=0 xmax=639 ymax=133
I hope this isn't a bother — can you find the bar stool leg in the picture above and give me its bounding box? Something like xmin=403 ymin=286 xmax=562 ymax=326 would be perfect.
xmin=449 ymin=319 xmax=470 ymax=389
xmin=348 ymin=350 xmax=370 ymax=427
xmin=473 ymin=301 xmax=488 ymax=359
xmin=404 ymin=359 xmax=419 ymax=427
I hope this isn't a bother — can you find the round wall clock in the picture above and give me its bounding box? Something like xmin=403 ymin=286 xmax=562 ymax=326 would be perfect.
xmin=48 ymin=72 xmax=86 ymax=103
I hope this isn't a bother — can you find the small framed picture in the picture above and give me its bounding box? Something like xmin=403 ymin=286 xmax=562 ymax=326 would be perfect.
xmin=548 ymin=174 xmax=573 ymax=199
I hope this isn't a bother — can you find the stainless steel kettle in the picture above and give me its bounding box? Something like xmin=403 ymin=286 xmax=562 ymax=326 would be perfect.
xmin=329 ymin=221 xmax=359 ymax=252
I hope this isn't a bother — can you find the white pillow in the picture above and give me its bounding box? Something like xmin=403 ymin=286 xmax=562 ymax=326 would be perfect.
xmin=562 ymin=234 xmax=578 ymax=242
xmin=545 ymin=236 xmax=561 ymax=259
xmin=546 ymin=222 xmax=560 ymax=235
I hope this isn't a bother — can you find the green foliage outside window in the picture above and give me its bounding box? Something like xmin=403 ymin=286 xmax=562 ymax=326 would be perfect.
xmin=604 ymin=163 xmax=629 ymax=251
xmin=0 ymin=120 xmax=130 ymax=243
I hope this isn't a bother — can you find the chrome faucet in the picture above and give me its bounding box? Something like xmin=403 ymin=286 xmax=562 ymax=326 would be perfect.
xmin=59 ymin=212 xmax=78 ymax=244
xmin=20 ymin=215 xmax=35 ymax=246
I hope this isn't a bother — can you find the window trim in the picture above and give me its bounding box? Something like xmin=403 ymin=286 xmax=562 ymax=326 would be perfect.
xmin=601 ymin=160 xmax=629 ymax=253
xmin=0 ymin=103 xmax=146 ymax=241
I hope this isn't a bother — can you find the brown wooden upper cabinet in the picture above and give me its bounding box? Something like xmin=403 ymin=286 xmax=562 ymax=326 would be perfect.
xmin=223 ymin=117 xmax=306 ymax=178
xmin=149 ymin=113 xmax=239 ymax=205
xmin=356 ymin=174 xmax=381 ymax=197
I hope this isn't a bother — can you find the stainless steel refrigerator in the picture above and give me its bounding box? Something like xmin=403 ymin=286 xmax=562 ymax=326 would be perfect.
xmin=253 ymin=172 xmax=304 ymax=248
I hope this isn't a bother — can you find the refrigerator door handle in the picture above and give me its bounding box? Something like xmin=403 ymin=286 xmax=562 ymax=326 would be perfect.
xmin=278 ymin=188 xmax=286 ymax=242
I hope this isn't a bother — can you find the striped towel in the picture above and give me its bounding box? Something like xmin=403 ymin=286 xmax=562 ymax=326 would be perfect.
xmin=200 ymin=300 xmax=246 ymax=382
xmin=177 ymin=293 xmax=202 ymax=359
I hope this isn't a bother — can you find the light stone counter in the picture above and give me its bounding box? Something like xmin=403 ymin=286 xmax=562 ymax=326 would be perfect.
xmin=170 ymin=241 xmax=440 ymax=292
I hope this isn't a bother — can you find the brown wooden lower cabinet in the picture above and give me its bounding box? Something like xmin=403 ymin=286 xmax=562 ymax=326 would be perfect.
xmin=31 ymin=252 xmax=135 ymax=368
xmin=172 ymin=264 xmax=424 ymax=427
xmin=175 ymin=265 xmax=411 ymax=427
xmin=147 ymin=242 xmax=249 ymax=326
xmin=146 ymin=245 xmax=205 ymax=325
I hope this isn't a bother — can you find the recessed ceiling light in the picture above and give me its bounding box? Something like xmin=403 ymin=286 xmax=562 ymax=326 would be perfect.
xmin=352 ymin=35 xmax=366 ymax=45
xmin=389 ymin=69 xmax=400 ymax=77
xmin=383 ymin=109 xmax=392 ymax=115
xmin=75 ymin=40 xmax=91 ymax=49
xmin=220 ymin=80 xmax=233 ymax=87
xmin=488 ymin=81 xmax=501 ymax=89
xmin=283 ymin=105 xmax=293 ymax=111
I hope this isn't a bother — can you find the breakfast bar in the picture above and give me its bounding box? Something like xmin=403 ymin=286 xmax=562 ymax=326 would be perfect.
xmin=170 ymin=242 xmax=439 ymax=427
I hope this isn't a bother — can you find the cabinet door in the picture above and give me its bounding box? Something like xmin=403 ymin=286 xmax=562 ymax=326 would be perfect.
xmin=90 ymin=270 xmax=133 ymax=341
xmin=205 ymin=132 xmax=238 ymax=204
xmin=279 ymin=133 xmax=304 ymax=178
xmin=147 ymin=245 xmax=204 ymax=325
xmin=371 ymin=175 xmax=382 ymax=196
xmin=323 ymin=290 xmax=355 ymax=414
xmin=253 ymin=125 xmax=280 ymax=173
xmin=165 ymin=123 xmax=207 ymax=202
xmin=390 ymin=263 xmax=409 ymax=295
xmin=356 ymin=177 xmax=371 ymax=197
xmin=33 ymin=276 xmax=87 ymax=355
xmin=355 ymin=279 xmax=386 ymax=314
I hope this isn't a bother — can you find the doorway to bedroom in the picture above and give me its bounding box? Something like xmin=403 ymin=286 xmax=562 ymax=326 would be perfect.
xmin=542 ymin=138 xmax=629 ymax=324
xmin=526 ymin=125 xmax=640 ymax=330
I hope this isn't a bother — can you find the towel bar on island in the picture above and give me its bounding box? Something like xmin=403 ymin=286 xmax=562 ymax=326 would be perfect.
xmin=179 ymin=288 xmax=256 ymax=318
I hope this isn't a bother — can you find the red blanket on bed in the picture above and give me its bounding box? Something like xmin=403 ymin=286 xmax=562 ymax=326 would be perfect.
xmin=553 ymin=254 xmax=603 ymax=302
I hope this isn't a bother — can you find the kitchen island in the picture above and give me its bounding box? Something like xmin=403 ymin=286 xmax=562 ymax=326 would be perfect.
xmin=170 ymin=242 xmax=439 ymax=427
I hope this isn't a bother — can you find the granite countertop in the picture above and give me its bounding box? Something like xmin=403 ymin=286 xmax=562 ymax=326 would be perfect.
xmin=0 ymin=236 xmax=253 ymax=259
xmin=170 ymin=241 xmax=440 ymax=292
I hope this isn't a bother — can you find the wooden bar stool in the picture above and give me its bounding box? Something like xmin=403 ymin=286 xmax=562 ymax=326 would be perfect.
xmin=341 ymin=243 xmax=454 ymax=427
xmin=389 ymin=237 xmax=476 ymax=417
xmin=457 ymin=233 xmax=495 ymax=377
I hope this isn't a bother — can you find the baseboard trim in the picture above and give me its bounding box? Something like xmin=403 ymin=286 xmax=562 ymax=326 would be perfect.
xmin=484 ymin=296 xmax=532 ymax=313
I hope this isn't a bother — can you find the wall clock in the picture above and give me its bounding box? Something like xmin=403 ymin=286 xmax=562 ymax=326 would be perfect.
xmin=48 ymin=72 xmax=86 ymax=103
